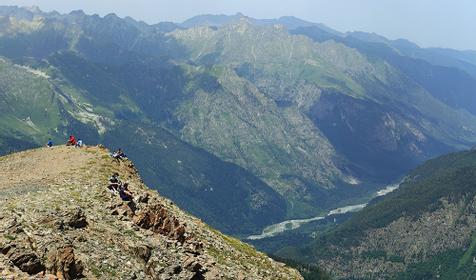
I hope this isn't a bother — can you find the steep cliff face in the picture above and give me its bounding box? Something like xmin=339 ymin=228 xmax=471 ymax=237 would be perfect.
xmin=303 ymin=150 xmax=476 ymax=279
xmin=0 ymin=146 xmax=302 ymax=279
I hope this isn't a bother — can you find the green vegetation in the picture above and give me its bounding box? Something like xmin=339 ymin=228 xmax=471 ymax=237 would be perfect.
xmin=271 ymin=256 xmax=332 ymax=280
xmin=287 ymin=149 xmax=476 ymax=278
xmin=314 ymin=150 xmax=476 ymax=249
xmin=458 ymin=232 xmax=476 ymax=269
xmin=103 ymin=124 xmax=287 ymax=235
xmin=4 ymin=234 xmax=16 ymax=241
xmin=396 ymin=248 xmax=476 ymax=280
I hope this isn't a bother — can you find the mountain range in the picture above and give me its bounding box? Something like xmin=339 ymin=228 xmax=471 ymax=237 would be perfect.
xmin=0 ymin=5 xmax=475 ymax=252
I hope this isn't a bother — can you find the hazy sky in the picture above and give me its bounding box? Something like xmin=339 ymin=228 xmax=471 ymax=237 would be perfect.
xmin=0 ymin=0 xmax=474 ymax=50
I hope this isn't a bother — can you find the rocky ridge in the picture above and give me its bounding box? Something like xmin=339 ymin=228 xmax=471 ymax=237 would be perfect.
xmin=0 ymin=146 xmax=302 ymax=279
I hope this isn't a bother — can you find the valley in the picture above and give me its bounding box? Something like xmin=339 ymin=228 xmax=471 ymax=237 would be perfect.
xmin=298 ymin=149 xmax=476 ymax=279
xmin=247 ymin=183 xmax=400 ymax=242
xmin=0 ymin=5 xmax=475 ymax=279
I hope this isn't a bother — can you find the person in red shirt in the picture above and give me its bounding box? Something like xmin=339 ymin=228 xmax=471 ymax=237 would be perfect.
xmin=67 ymin=135 xmax=77 ymax=146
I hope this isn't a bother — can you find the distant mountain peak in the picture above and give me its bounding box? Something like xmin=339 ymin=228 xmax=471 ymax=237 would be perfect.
xmin=69 ymin=9 xmax=85 ymax=16
xmin=179 ymin=12 xmax=342 ymax=35
xmin=24 ymin=5 xmax=41 ymax=13
xmin=104 ymin=12 xmax=119 ymax=19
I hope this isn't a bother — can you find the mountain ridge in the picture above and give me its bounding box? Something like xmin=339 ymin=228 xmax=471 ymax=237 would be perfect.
xmin=0 ymin=145 xmax=302 ymax=279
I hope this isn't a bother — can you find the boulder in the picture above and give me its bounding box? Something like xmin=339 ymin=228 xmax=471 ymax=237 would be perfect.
xmin=132 ymin=204 xmax=187 ymax=243
xmin=133 ymin=244 xmax=152 ymax=263
xmin=1 ymin=243 xmax=45 ymax=275
xmin=65 ymin=208 xmax=87 ymax=229
xmin=183 ymin=257 xmax=202 ymax=272
xmin=46 ymin=245 xmax=84 ymax=280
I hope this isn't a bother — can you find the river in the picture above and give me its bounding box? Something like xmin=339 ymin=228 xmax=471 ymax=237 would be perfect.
xmin=246 ymin=183 xmax=400 ymax=240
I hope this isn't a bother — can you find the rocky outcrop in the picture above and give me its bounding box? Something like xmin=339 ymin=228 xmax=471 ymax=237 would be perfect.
xmin=1 ymin=243 xmax=44 ymax=275
xmin=65 ymin=208 xmax=88 ymax=229
xmin=46 ymin=245 xmax=84 ymax=280
xmin=133 ymin=204 xmax=188 ymax=243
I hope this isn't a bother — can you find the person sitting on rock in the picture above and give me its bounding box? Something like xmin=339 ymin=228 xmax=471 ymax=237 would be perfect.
xmin=46 ymin=139 xmax=53 ymax=148
xmin=75 ymin=139 xmax=83 ymax=148
xmin=107 ymin=173 xmax=121 ymax=194
xmin=119 ymin=182 xmax=134 ymax=201
xmin=66 ymin=135 xmax=77 ymax=146
xmin=111 ymin=148 xmax=127 ymax=160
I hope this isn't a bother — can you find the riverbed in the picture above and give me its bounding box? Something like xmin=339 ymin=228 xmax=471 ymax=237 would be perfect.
xmin=246 ymin=183 xmax=400 ymax=240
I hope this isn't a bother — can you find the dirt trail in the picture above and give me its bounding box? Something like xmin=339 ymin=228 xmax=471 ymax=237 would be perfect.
xmin=0 ymin=145 xmax=97 ymax=189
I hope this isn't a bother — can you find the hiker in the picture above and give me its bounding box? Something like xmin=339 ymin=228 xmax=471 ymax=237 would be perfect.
xmin=107 ymin=173 xmax=121 ymax=193
xmin=119 ymin=182 xmax=134 ymax=201
xmin=112 ymin=148 xmax=126 ymax=160
xmin=75 ymin=139 xmax=83 ymax=148
xmin=66 ymin=135 xmax=77 ymax=146
xmin=46 ymin=139 xmax=53 ymax=148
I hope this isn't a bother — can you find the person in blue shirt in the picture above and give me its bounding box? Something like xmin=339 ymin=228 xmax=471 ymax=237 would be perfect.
xmin=119 ymin=183 xmax=134 ymax=201
xmin=46 ymin=139 xmax=53 ymax=148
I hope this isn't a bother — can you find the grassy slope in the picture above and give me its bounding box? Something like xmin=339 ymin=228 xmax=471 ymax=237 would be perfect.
xmin=0 ymin=58 xmax=62 ymax=153
xmin=293 ymin=26 xmax=476 ymax=150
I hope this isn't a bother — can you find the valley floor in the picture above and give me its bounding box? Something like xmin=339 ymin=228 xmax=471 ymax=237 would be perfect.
xmin=247 ymin=183 xmax=400 ymax=240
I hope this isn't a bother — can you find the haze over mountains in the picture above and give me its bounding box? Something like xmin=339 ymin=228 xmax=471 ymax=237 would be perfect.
xmin=1 ymin=9 xmax=476 ymax=278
